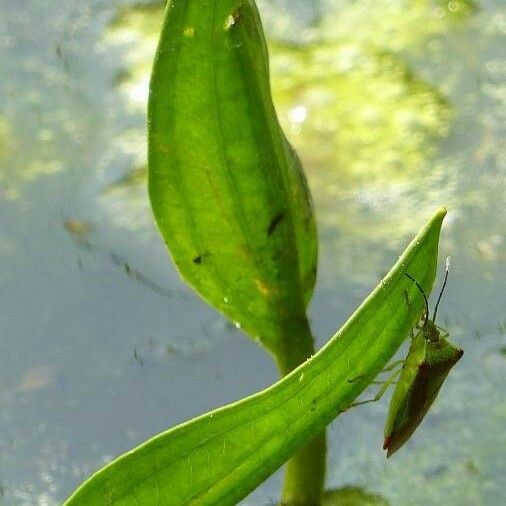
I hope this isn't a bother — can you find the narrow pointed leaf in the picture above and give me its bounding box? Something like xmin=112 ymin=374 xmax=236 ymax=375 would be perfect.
xmin=64 ymin=208 xmax=446 ymax=506
xmin=148 ymin=0 xmax=317 ymax=352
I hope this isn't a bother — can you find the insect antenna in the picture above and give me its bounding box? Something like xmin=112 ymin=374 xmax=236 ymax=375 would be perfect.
xmin=433 ymin=256 xmax=450 ymax=322
xmin=404 ymin=272 xmax=429 ymax=329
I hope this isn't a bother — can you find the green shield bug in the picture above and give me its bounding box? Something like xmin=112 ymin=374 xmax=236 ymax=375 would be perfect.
xmin=383 ymin=257 xmax=464 ymax=457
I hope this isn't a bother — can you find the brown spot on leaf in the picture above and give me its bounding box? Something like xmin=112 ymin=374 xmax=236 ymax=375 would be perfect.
xmin=267 ymin=212 xmax=285 ymax=236
xmin=255 ymin=278 xmax=271 ymax=296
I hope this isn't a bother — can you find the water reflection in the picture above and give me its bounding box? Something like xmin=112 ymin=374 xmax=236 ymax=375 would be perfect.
xmin=103 ymin=0 xmax=488 ymax=278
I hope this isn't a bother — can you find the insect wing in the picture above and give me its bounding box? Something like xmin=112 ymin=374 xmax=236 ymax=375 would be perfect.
xmin=383 ymin=331 xmax=426 ymax=453
xmin=383 ymin=336 xmax=463 ymax=457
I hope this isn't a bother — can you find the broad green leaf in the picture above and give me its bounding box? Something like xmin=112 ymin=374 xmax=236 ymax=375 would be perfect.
xmin=64 ymin=208 xmax=446 ymax=506
xmin=148 ymin=0 xmax=317 ymax=353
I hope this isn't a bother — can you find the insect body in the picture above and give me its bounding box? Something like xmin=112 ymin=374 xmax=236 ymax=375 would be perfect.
xmin=383 ymin=260 xmax=463 ymax=457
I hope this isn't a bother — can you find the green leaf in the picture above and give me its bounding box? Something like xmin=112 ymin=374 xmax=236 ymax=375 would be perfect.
xmin=148 ymin=0 xmax=317 ymax=354
xmin=64 ymin=208 xmax=446 ymax=506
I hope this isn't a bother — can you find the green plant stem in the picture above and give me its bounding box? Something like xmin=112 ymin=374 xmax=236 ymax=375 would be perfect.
xmin=275 ymin=316 xmax=326 ymax=506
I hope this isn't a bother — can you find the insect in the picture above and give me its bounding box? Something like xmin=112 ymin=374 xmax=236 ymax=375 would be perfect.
xmin=382 ymin=258 xmax=464 ymax=457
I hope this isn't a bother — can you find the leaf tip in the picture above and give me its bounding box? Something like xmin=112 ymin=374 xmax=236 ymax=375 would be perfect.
xmin=428 ymin=206 xmax=447 ymax=234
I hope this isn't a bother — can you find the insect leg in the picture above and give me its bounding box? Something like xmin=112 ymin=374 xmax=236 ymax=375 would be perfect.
xmin=349 ymin=368 xmax=402 ymax=408
xmin=348 ymin=360 xmax=403 ymax=384
xmin=381 ymin=359 xmax=404 ymax=373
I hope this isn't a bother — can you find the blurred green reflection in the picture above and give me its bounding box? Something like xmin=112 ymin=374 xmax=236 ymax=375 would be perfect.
xmin=104 ymin=0 xmax=477 ymax=276
xmin=323 ymin=485 xmax=389 ymax=505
